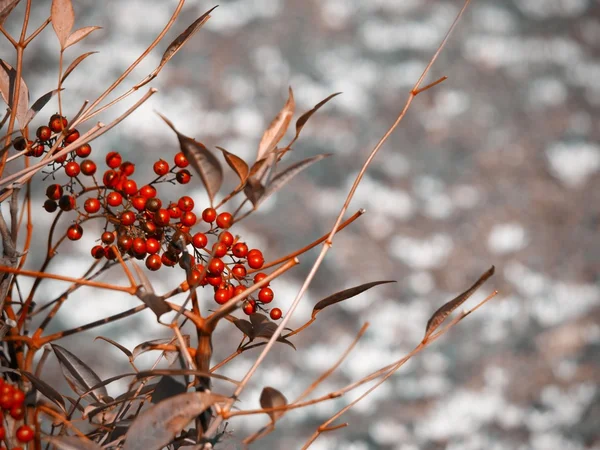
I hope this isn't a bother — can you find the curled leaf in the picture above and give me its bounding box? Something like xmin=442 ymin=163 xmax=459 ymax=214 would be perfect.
xmin=312 ymin=280 xmax=396 ymax=319
xmin=24 ymin=88 xmax=62 ymax=126
xmin=257 ymin=87 xmax=295 ymax=161
xmin=217 ymin=146 xmax=248 ymax=184
xmin=424 ymin=266 xmax=495 ymax=340
xmin=132 ymin=337 xmax=186 ymax=362
xmin=95 ymin=336 xmax=132 ymax=359
xmin=288 ymin=92 xmax=341 ymax=148
xmin=51 ymin=344 xmax=108 ymax=402
xmin=61 ymin=51 xmax=97 ymax=83
xmin=51 ymin=0 xmax=75 ymax=49
xmin=260 ymin=386 xmax=287 ymax=422
xmin=0 ymin=59 xmax=29 ymax=128
xmin=64 ymin=26 xmax=101 ymax=49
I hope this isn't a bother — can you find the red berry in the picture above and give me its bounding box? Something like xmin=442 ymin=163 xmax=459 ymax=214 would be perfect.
xmin=247 ymin=249 xmax=264 ymax=269
xmin=145 ymin=197 xmax=162 ymax=213
xmin=122 ymin=179 xmax=138 ymax=196
xmin=104 ymin=246 xmax=117 ymax=260
xmin=67 ymin=224 xmax=83 ymax=241
xmin=46 ymin=184 xmax=63 ymax=200
xmin=10 ymin=404 xmax=25 ymax=420
xmin=91 ymin=245 xmax=104 ymax=259
xmin=153 ymin=159 xmax=169 ymax=176
xmin=232 ymin=242 xmax=248 ymax=258
xmin=106 ymin=151 xmax=122 ymax=169
xmin=43 ymin=199 xmax=57 ymax=212
xmin=174 ymin=152 xmax=189 ymax=168
xmin=16 ymin=425 xmax=34 ymax=443
xmin=132 ymin=196 xmax=147 ymax=211
xmin=146 ymin=238 xmax=160 ymax=254
xmin=178 ymin=196 xmax=194 ymax=212
xmin=65 ymin=129 xmax=80 ymax=144
xmin=243 ymin=300 xmax=256 ymax=315
xmin=253 ymin=272 xmax=269 ymax=285
xmin=49 ymin=114 xmax=67 ymax=132
xmin=80 ymin=159 xmax=97 ymax=176
xmin=29 ymin=143 xmax=45 ymax=157
xmin=154 ymin=208 xmax=170 ymax=227
xmin=231 ymin=264 xmax=247 ymax=279
xmin=0 ymin=393 xmax=14 ymax=409
xmin=202 ymin=207 xmax=217 ymax=223
xmin=234 ymin=285 xmax=247 ymax=297
xmin=258 ymin=287 xmax=274 ymax=303
xmin=54 ymin=150 xmax=67 ymax=164
xmin=120 ymin=161 xmax=135 ymax=176
xmin=161 ymin=252 xmax=178 ymax=267
xmin=192 ymin=232 xmax=207 ymax=248
xmin=211 ymin=242 xmax=228 ymax=258
xmin=180 ymin=211 xmax=197 ymax=227
xmin=82 ymin=198 xmax=100 ymax=215
xmin=270 ymin=307 xmax=282 ymax=320
xmin=145 ymin=254 xmax=162 ymax=271
xmin=214 ymin=288 xmax=231 ymax=305
xmin=216 ymin=212 xmax=233 ymax=229
xmin=176 ymin=169 xmax=191 ymax=184
xmin=139 ymin=184 xmax=157 ymax=199
xmin=103 ymin=169 xmax=119 ymax=187
xmin=205 ymin=274 xmax=221 ymax=286
xmin=37 ymin=125 xmax=52 ymax=141
xmin=132 ymin=238 xmax=146 ymax=255
xmin=219 ymin=231 xmax=234 ymax=247
xmin=12 ymin=389 xmax=25 ymax=406
xmin=58 ymin=195 xmax=76 ymax=211
xmin=106 ymin=191 xmax=123 ymax=207
xmin=168 ymin=203 xmax=182 ymax=219
xmin=101 ymin=231 xmax=115 ymax=244
xmin=65 ymin=161 xmax=80 ymax=177
xmin=118 ymin=235 xmax=133 ymax=252
xmin=208 ymin=258 xmax=224 ymax=274
xmin=141 ymin=220 xmax=157 ymax=235
xmin=75 ymin=143 xmax=92 ymax=158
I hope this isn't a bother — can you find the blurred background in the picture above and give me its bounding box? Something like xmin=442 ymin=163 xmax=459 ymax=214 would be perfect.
xmin=2 ymin=0 xmax=599 ymax=448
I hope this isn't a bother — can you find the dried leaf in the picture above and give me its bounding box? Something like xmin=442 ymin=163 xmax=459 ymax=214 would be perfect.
xmin=291 ymin=92 xmax=341 ymax=144
xmin=0 ymin=59 xmax=29 ymax=128
xmin=233 ymin=318 xmax=255 ymax=339
xmin=249 ymin=312 xmax=269 ymax=329
xmin=217 ymin=146 xmax=249 ymax=184
xmin=51 ymin=0 xmax=75 ymax=49
xmin=24 ymin=88 xmax=61 ymax=126
xmin=0 ymin=0 xmax=19 ymax=25
xmin=259 ymin=387 xmax=287 ymax=422
xmin=257 ymin=87 xmax=295 ymax=161
xmin=132 ymin=337 xmax=188 ymax=362
xmin=51 ymin=344 xmax=108 ymax=402
xmin=64 ymin=26 xmax=101 ymax=49
xmin=151 ymin=376 xmax=187 ymax=404
xmin=95 ymin=336 xmax=132 ymax=359
xmin=255 ymin=321 xmax=296 ymax=350
xmin=312 ymin=280 xmax=396 ymax=319
xmin=243 ymin=176 xmax=265 ymax=207
xmin=158 ymin=113 xmax=223 ymax=205
xmin=20 ymin=371 xmax=66 ymax=411
xmin=42 ymin=436 xmax=103 ymax=450
xmin=159 ymin=7 xmax=216 ymax=68
xmin=61 ymin=51 xmax=97 ymax=83
xmin=424 ymin=266 xmax=495 ymax=339
xmin=122 ymin=391 xmax=227 ymax=450
xmin=136 ymin=289 xmax=170 ymax=320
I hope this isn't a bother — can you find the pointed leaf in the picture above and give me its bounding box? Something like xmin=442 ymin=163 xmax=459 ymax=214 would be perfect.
xmin=136 ymin=289 xmax=170 ymax=320
xmin=20 ymin=371 xmax=66 ymax=411
xmin=42 ymin=436 xmax=103 ymax=450
xmin=295 ymin=92 xmax=341 ymax=135
xmin=95 ymin=336 xmax=132 ymax=359
xmin=249 ymin=312 xmax=269 ymax=329
xmin=260 ymin=387 xmax=287 ymax=422
xmin=0 ymin=59 xmax=29 ymax=128
xmin=255 ymin=321 xmax=296 ymax=350
xmin=257 ymin=87 xmax=295 ymax=161
xmin=217 ymin=146 xmax=248 ymax=183
xmin=51 ymin=0 xmax=75 ymax=49
xmin=0 ymin=0 xmax=19 ymax=26
xmin=424 ymin=266 xmax=495 ymax=339
xmin=51 ymin=344 xmax=108 ymax=402
xmin=24 ymin=88 xmax=62 ymax=126
xmin=312 ymin=280 xmax=396 ymax=319
xmin=132 ymin=336 xmax=188 ymax=362
xmin=243 ymin=176 xmax=265 ymax=206
xmin=122 ymin=391 xmax=227 ymax=450
xmin=159 ymin=7 xmax=216 ymax=69
xmin=151 ymin=376 xmax=187 ymax=404
xmin=158 ymin=113 xmax=223 ymax=205
xmin=232 ymin=318 xmax=255 ymax=340
xmin=64 ymin=26 xmax=101 ymax=49
xmin=61 ymin=51 xmax=97 ymax=83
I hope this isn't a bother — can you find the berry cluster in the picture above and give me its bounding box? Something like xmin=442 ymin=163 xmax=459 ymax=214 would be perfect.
xmin=0 ymin=378 xmax=33 ymax=449
xmin=32 ymin=115 xmax=281 ymax=319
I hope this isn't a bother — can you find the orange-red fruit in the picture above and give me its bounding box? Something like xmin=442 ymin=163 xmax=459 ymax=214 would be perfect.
xmin=202 ymin=207 xmax=217 ymax=223
xmin=168 ymin=203 xmax=182 ymax=219
xmin=120 ymin=161 xmax=135 ymax=176
xmin=37 ymin=125 xmax=52 ymax=141
xmin=247 ymin=249 xmax=264 ymax=269
xmin=0 ymin=392 xmax=14 ymax=409
xmin=145 ymin=254 xmax=162 ymax=271
xmin=91 ymin=245 xmax=105 ymax=259
xmin=67 ymin=224 xmax=83 ymax=241
xmin=16 ymin=425 xmax=34 ymax=443
xmin=212 ymin=242 xmax=228 ymax=258
xmin=76 ymin=143 xmax=92 ymax=158
xmin=49 ymin=114 xmax=67 ymax=132
xmin=258 ymin=287 xmax=274 ymax=303
xmin=122 ymin=179 xmax=138 ymax=196
xmin=46 ymin=184 xmax=63 ymax=200
xmin=80 ymin=159 xmax=97 ymax=176
xmin=58 ymin=195 xmax=76 ymax=211
xmin=214 ymin=288 xmax=231 ymax=305
xmin=232 ymin=242 xmax=248 ymax=258
xmin=270 ymin=307 xmax=282 ymax=320
xmin=216 ymin=212 xmax=233 ymax=229
xmin=253 ymin=272 xmax=269 ymax=285
xmin=103 ymin=169 xmax=119 ymax=187
xmin=146 ymin=238 xmax=160 ymax=254
xmin=10 ymin=405 xmax=25 ymax=420
xmin=118 ymin=235 xmax=133 ymax=252
xmin=29 ymin=143 xmax=45 ymax=157
xmin=180 ymin=211 xmax=196 ymax=227
xmin=107 ymin=191 xmax=123 ymax=207
xmin=208 ymin=258 xmax=224 ymax=274
xmin=192 ymin=232 xmax=207 ymax=249
xmin=65 ymin=161 xmax=80 ymax=177
xmin=231 ymin=264 xmax=247 ymax=279
xmin=101 ymin=231 xmax=115 ymax=244
xmin=145 ymin=197 xmax=162 ymax=213
xmin=139 ymin=184 xmax=157 ymax=199
xmin=219 ymin=231 xmax=234 ymax=247
xmin=12 ymin=389 xmax=25 ymax=405
xmin=132 ymin=238 xmax=146 ymax=255
xmin=243 ymin=300 xmax=256 ymax=315
xmin=178 ymin=196 xmax=194 ymax=212
xmin=187 ymin=268 xmax=203 ymax=286
xmin=106 ymin=151 xmax=122 ymax=169
xmin=65 ymin=129 xmax=80 ymax=144
xmin=174 ymin=152 xmax=189 ymax=168
xmin=153 ymin=159 xmax=169 ymax=176
xmin=132 ymin=196 xmax=147 ymax=211
xmin=154 ymin=209 xmax=170 ymax=227
xmin=161 ymin=252 xmax=178 ymax=267
xmin=84 ymin=198 xmax=101 ymax=214
xmin=104 ymin=246 xmax=117 ymax=260
xmin=176 ymin=169 xmax=191 ymax=184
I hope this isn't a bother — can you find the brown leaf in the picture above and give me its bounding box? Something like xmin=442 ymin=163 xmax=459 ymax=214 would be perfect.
xmin=51 ymin=344 xmax=108 ymax=402
xmin=0 ymin=0 xmax=19 ymax=26
xmin=217 ymin=146 xmax=249 ymax=184
xmin=290 ymin=92 xmax=341 ymax=146
xmin=24 ymin=88 xmax=62 ymax=126
xmin=21 ymin=370 xmax=66 ymax=411
xmin=0 ymin=59 xmax=29 ymax=129
xmin=132 ymin=337 xmax=187 ymax=362
xmin=312 ymin=280 xmax=396 ymax=319
xmin=150 ymin=376 xmax=187 ymax=404
xmin=255 ymin=321 xmax=296 ymax=350
xmin=42 ymin=436 xmax=103 ymax=450
xmin=158 ymin=113 xmax=223 ymax=206
xmin=233 ymin=318 xmax=255 ymax=339
xmin=61 ymin=51 xmax=97 ymax=83
xmin=51 ymin=0 xmax=75 ymax=49
xmin=122 ymin=391 xmax=227 ymax=450
xmin=159 ymin=7 xmax=216 ymax=69
xmin=95 ymin=336 xmax=132 ymax=359
xmin=136 ymin=288 xmax=171 ymax=320
xmin=257 ymin=87 xmax=295 ymax=161
xmin=424 ymin=266 xmax=495 ymax=339
xmin=64 ymin=26 xmax=101 ymax=49
xmin=259 ymin=387 xmax=287 ymax=422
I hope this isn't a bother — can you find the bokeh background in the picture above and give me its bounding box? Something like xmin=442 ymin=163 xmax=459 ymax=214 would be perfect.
xmin=2 ymin=0 xmax=599 ymax=449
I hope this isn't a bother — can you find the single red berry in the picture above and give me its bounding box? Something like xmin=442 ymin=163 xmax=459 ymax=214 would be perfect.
xmin=58 ymin=195 xmax=76 ymax=211
xmin=65 ymin=129 xmax=80 ymax=144
xmin=106 ymin=151 xmax=122 ymax=169
xmin=75 ymin=143 xmax=92 ymax=158
xmin=212 ymin=242 xmax=228 ymax=258
xmin=103 ymin=169 xmax=119 ymax=188
xmin=106 ymin=191 xmax=123 ymax=207
xmin=36 ymin=125 xmax=52 ymax=141
xmin=13 ymin=136 xmax=27 ymax=151
xmin=232 ymin=242 xmax=248 ymax=258
xmin=49 ymin=114 xmax=67 ymax=132
xmin=176 ymin=169 xmax=191 ymax=184
xmin=192 ymin=232 xmax=207 ymax=249
xmin=10 ymin=404 xmax=25 ymax=420
xmin=120 ymin=211 xmax=135 ymax=228
xmin=118 ymin=235 xmax=133 ymax=252
xmin=43 ymin=199 xmax=57 ymax=212
xmin=208 ymin=257 xmax=224 ymax=274
xmin=104 ymin=246 xmax=117 ymax=260
xmin=132 ymin=238 xmax=147 ymax=255
xmin=231 ymin=264 xmax=247 ymax=279
xmin=161 ymin=252 xmax=178 ymax=267
xmin=214 ymin=288 xmax=231 ymax=305
xmin=270 ymin=307 xmax=282 ymax=320
xmin=247 ymin=249 xmax=264 ymax=269
xmin=65 ymin=161 xmax=80 ymax=177
xmin=101 ymin=231 xmax=115 ymax=244
xmin=258 ymin=287 xmax=274 ymax=304
xmin=243 ymin=299 xmax=257 ymax=315
xmin=80 ymin=159 xmax=97 ymax=176
xmin=12 ymin=389 xmax=25 ymax=406
xmin=141 ymin=220 xmax=157 ymax=235
xmin=174 ymin=152 xmax=189 ymax=168
xmin=234 ymin=285 xmax=247 ymax=297
xmin=154 ymin=208 xmax=170 ymax=227
xmin=29 ymin=143 xmax=45 ymax=157
xmin=120 ymin=161 xmax=135 ymax=176
xmin=178 ymin=196 xmax=194 ymax=212
xmin=84 ymin=198 xmax=101 ymax=214
xmin=206 ymin=273 xmax=222 ymax=286
xmin=153 ymin=159 xmax=169 ymax=176
xmin=219 ymin=231 xmax=234 ymax=247
xmin=91 ymin=245 xmax=105 ymax=259
xmin=16 ymin=425 xmax=34 ymax=443
xmin=139 ymin=184 xmax=157 ymax=199
xmin=145 ymin=197 xmax=162 ymax=213
xmin=0 ymin=393 xmax=14 ymax=409
xmin=168 ymin=203 xmax=182 ymax=219
xmin=67 ymin=224 xmax=83 ymax=241
xmin=145 ymin=254 xmax=162 ymax=271
xmin=46 ymin=184 xmax=63 ymax=200
xmin=216 ymin=212 xmax=233 ymax=229
xmin=253 ymin=272 xmax=269 ymax=285
xmin=54 ymin=150 xmax=67 ymax=164
xmin=122 ymin=179 xmax=138 ymax=196
xmin=146 ymin=238 xmax=160 ymax=254
xmin=180 ymin=211 xmax=197 ymax=227
xmin=202 ymin=207 xmax=217 ymax=223
xmin=131 ymin=196 xmax=147 ymax=211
